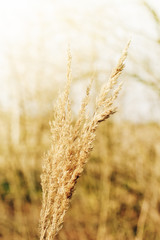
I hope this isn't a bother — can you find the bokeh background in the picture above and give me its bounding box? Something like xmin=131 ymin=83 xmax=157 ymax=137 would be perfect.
xmin=0 ymin=0 xmax=160 ymax=239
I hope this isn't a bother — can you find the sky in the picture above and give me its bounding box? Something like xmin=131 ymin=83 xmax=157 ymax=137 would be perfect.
xmin=0 ymin=0 xmax=160 ymax=122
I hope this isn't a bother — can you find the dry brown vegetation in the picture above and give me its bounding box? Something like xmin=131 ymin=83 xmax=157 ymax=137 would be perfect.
xmin=0 ymin=118 xmax=160 ymax=240
xmin=0 ymin=45 xmax=160 ymax=240
xmin=39 ymin=43 xmax=129 ymax=239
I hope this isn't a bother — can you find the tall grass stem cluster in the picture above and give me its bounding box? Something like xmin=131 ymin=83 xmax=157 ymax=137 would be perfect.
xmin=39 ymin=42 xmax=130 ymax=240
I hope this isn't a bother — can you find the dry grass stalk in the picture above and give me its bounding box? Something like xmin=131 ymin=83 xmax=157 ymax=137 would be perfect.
xmin=39 ymin=42 xmax=130 ymax=240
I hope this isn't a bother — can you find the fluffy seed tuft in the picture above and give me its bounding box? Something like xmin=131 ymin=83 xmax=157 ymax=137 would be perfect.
xmin=39 ymin=42 xmax=130 ymax=240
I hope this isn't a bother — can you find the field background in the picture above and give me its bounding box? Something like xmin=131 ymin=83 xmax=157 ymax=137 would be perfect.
xmin=0 ymin=0 xmax=160 ymax=239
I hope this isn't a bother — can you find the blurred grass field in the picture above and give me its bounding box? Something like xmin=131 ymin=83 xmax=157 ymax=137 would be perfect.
xmin=0 ymin=111 xmax=160 ymax=240
xmin=0 ymin=1 xmax=160 ymax=239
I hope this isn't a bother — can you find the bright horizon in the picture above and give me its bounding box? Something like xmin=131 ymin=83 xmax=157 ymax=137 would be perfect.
xmin=0 ymin=0 xmax=160 ymax=122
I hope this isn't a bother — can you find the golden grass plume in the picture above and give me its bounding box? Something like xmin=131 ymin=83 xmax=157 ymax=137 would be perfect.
xmin=40 ymin=42 xmax=130 ymax=240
